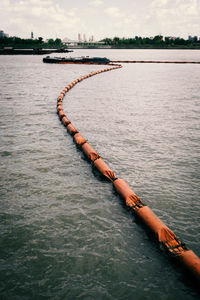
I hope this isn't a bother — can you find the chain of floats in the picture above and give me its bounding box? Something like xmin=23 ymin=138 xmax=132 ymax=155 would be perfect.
xmin=56 ymin=61 xmax=200 ymax=284
xmin=111 ymin=60 xmax=200 ymax=64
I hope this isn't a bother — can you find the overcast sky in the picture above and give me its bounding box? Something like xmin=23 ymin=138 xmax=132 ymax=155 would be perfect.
xmin=1 ymin=0 xmax=200 ymax=40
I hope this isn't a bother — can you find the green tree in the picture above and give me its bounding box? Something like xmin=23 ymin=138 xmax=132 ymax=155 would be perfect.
xmin=113 ymin=37 xmax=120 ymax=45
xmin=47 ymin=39 xmax=54 ymax=46
xmin=102 ymin=38 xmax=112 ymax=45
xmin=38 ymin=37 xmax=43 ymax=44
xmin=55 ymin=38 xmax=62 ymax=46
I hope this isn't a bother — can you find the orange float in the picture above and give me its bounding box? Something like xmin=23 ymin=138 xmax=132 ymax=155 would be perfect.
xmin=82 ymin=142 xmax=100 ymax=161
xmin=135 ymin=205 xmax=181 ymax=245
xmin=113 ymin=178 xmax=143 ymax=208
xmin=93 ymin=157 xmax=116 ymax=181
xmin=62 ymin=116 xmax=71 ymax=126
xmin=177 ymin=250 xmax=200 ymax=283
xmin=74 ymin=133 xmax=87 ymax=146
xmin=67 ymin=123 xmax=78 ymax=136
xmin=58 ymin=110 xmax=65 ymax=119
xmin=57 ymin=105 xmax=63 ymax=112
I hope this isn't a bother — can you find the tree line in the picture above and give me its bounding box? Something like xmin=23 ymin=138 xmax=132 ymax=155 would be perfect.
xmin=102 ymin=35 xmax=200 ymax=48
xmin=1 ymin=34 xmax=200 ymax=49
xmin=0 ymin=36 xmax=65 ymax=48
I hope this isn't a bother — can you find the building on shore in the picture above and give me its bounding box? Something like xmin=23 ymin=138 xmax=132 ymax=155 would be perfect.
xmin=62 ymin=33 xmax=107 ymax=48
xmin=83 ymin=34 xmax=87 ymax=42
xmin=78 ymin=33 xmax=82 ymax=42
xmin=89 ymin=35 xmax=95 ymax=42
xmin=188 ymin=35 xmax=198 ymax=41
xmin=0 ymin=30 xmax=9 ymax=38
xmin=62 ymin=37 xmax=78 ymax=47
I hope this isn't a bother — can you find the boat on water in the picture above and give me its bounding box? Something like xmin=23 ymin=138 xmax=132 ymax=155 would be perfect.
xmin=43 ymin=56 xmax=110 ymax=64
xmin=0 ymin=47 xmax=73 ymax=55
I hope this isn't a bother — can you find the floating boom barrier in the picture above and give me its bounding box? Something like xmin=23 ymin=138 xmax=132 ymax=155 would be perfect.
xmin=111 ymin=60 xmax=200 ymax=64
xmin=56 ymin=61 xmax=200 ymax=285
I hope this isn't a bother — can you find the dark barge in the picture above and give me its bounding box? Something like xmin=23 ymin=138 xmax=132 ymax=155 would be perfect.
xmin=43 ymin=56 xmax=110 ymax=64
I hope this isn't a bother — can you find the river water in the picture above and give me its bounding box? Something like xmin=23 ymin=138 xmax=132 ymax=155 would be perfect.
xmin=0 ymin=49 xmax=200 ymax=299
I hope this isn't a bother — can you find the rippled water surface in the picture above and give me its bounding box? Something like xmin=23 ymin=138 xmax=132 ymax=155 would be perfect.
xmin=0 ymin=50 xmax=200 ymax=299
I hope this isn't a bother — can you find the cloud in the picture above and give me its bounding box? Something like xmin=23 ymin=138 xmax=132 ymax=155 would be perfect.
xmin=104 ymin=7 xmax=124 ymax=18
xmin=89 ymin=0 xmax=103 ymax=7
xmin=1 ymin=0 xmax=81 ymax=38
xmin=1 ymin=0 xmax=199 ymax=40
xmin=150 ymin=0 xmax=169 ymax=7
xmin=150 ymin=0 xmax=200 ymax=17
xmin=147 ymin=0 xmax=200 ymax=36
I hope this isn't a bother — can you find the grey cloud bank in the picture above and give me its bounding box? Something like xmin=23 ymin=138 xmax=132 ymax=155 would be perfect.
xmin=1 ymin=0 xmax=200 ymax=40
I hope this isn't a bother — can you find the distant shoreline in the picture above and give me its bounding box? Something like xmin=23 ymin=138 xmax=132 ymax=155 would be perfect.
xmin=0 ymin=46 xmax=200 ymax=55
xmin=68 ymin=46 xmax=200 ymax=50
